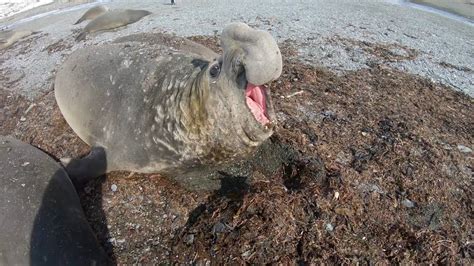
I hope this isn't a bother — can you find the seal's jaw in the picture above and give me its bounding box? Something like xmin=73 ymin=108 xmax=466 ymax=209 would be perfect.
xmin=245 ymin=83 xmax=269 ymax=125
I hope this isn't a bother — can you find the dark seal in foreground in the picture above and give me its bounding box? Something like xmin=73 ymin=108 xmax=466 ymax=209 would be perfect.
xmin=0 ymin=137 xmax=107 ymax=265
xmin=55 ymin=23 xmax=283 ymax=190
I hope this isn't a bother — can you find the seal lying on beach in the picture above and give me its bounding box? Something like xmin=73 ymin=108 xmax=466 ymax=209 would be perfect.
xmin=0 ymin=137 xmax=107 ymax=265
xmin=73 ymin=5 xmax=108 ymax=25
xmin=75 ymin=9 xmax=151 ymax=41
xmin=0 ymin=29 xmax=37 ymax=50
xmin=56 ymin=23 xmax=282 ymax=190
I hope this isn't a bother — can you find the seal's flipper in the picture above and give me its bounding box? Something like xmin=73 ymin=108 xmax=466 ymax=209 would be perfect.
xmin=64 ymin=146 xmax=107 ymax=188
xmin=73 ymin=18 xmax=84 ymax=25
xmin=75 ymin=31 xmax=87 ymax=42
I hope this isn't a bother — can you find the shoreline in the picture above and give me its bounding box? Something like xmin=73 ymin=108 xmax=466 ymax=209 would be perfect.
xmin=410 ymin=0 xmax=474 ymax=21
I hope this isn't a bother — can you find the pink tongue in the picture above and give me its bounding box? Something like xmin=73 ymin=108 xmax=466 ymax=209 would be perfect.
xmin=245 ymin=83 xmax=270 ymax=125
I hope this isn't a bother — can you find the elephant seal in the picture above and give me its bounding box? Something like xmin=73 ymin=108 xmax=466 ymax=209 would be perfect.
xmin=75 ymin=9 xmax=152 ymax=41
xmin=73 ymin=5 xmax=108 ymax=25
xmin=0 ymin=30 xmax=37 ymax=50
xmin=56 ymin=23 xmax=282 ymax=190
xmin=0 ymin=137 xmax=108 ymax=265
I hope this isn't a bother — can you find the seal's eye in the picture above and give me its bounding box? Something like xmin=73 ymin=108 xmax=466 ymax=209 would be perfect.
xmin=209 ymin=64 xmax=221 ymax=78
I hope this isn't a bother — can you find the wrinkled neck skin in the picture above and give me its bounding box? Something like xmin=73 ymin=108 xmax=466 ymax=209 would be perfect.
xmin=142 ymin=52 xmax=272 ymax=170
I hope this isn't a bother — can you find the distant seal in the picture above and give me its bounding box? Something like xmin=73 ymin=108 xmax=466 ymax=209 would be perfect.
xmin=0 ymin=137 xmax=108 ymax=265
xmin=73 ymin=5 xmax=108 ymax=25
xmin=75 ymin=9 xmax=152 ymax=41
xmin=0 ymin=29 xmax=37 ymax=50
xmin=56 ymin=23 xmax=282 ymax=190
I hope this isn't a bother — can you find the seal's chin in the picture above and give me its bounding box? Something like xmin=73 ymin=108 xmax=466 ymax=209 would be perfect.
xmin=245 ymin=83 xmax=270 ymax=125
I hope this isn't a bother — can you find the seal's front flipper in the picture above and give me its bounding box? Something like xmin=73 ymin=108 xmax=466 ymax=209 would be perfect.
xmin=63 ymin=146 xmax=107 ymax=189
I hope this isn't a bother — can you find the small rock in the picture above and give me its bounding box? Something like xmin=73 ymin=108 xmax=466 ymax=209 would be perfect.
xmin=19 ymin=116 xmax=26 ymax=122
xmin=334 ymin=191 xmax=340 ymax=200
xmin=241 ymin=250 xmax=252 ymax=258
xmin=325 ymin=223 xmax=334 ymax=232
xmin=184 ymin=234 xmax=194 ymax=245
xmin=212 ymin=222 xmax=227 ymax=234
xmin=402 ymin=199 xmax=415 ymax=208
xmin=21 ymin=162 xmax=30 ymax=167
xmin=111 ymin=184 xmax=118 ymax=192
xmin=21 ymin=183 xmax=26 ymax=187
xmin=321 ymin=110 xmax=336 ymax=120
xmin=361 ymin=131 xmax=368 ymax=137
xmin=457 ymin=145 xmax=472 ymax=153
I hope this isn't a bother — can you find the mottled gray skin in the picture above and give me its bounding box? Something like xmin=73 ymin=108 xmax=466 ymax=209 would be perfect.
xmin=75 ymin=9 xmax=152 ymax=41
xmin=0 ymin=137 xmax=107 ymax=265
xmin=73 ymin=5 xmax=108 ymax=25
xmin=55 ymin=23 xmax=282 ymax=190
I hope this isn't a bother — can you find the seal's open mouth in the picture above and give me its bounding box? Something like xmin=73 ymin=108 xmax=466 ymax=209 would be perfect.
xmin=245 ymin=83 xmax=269 ymax=125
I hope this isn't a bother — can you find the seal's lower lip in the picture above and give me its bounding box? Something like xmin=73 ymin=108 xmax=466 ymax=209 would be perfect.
xmin=245 ymin=83 xmax=270 ymax=125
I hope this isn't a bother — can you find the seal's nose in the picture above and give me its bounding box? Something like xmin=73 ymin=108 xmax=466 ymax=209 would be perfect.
xmin=220 ymin=22 xmax=282 ymax=86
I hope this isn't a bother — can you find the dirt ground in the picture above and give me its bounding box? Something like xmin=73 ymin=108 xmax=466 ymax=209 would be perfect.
xmin=1 ymin=36 xmax=472 ymax=264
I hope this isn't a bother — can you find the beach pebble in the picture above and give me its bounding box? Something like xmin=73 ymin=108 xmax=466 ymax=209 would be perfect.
xmin=212 ymin=222 xmax=227 ymax=234
xmin=241 ymin=250 xmax=252 ymax=258
xmin=402 ymin=199 xmax=415 ymax=208
xmin=457 ymin=145 xmax=472 ymax=153
xmin=325 ymin=223 xmax=334 ymax=232
xmin=111 ymin=184 xmax=118 ymax=192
